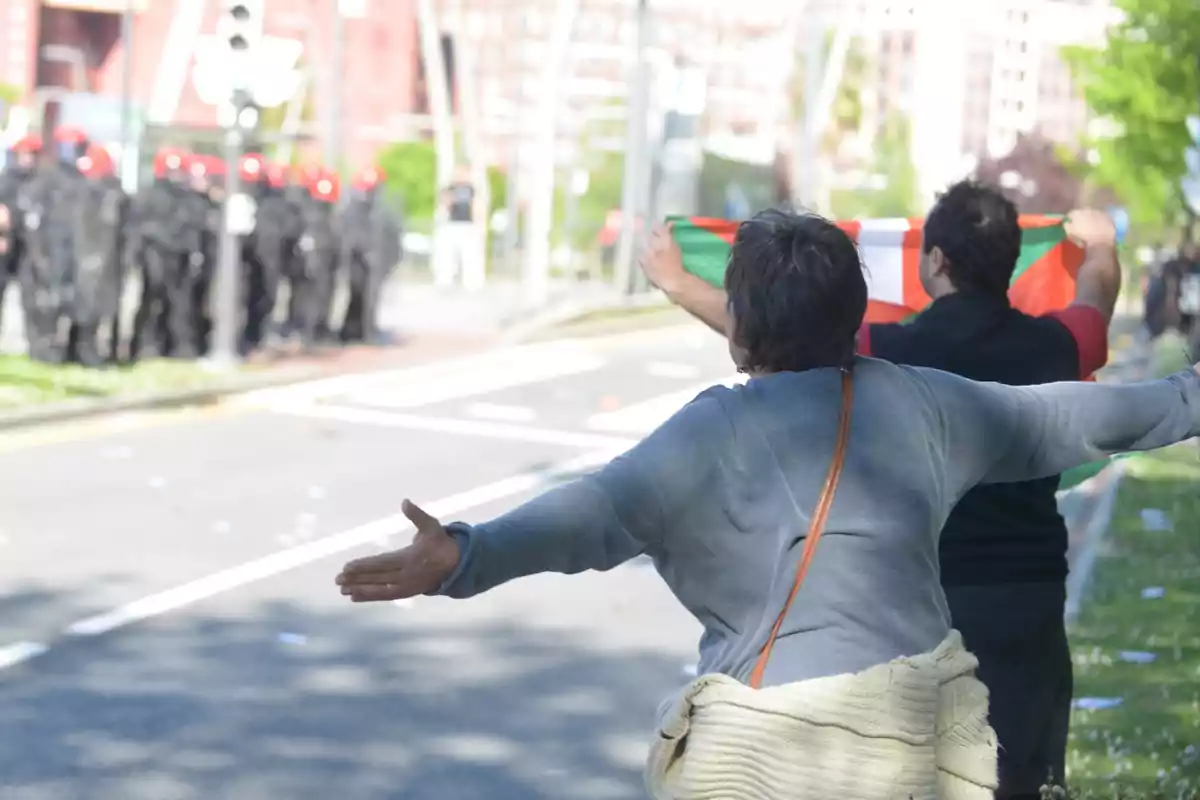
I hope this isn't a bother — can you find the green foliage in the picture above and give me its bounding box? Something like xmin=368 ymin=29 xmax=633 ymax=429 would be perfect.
xmin=1064 ymin=445 xmax=1200 ymax=798
xmin=790 ymin=33 xmax=872 ymax=153
xmin=562 ymin=150 xmax=624 ymax=248
xmin=830 ymin=114 xmax=920 ymax=219
xmin=0 ymin=82 xmax=20 ymax=128
xmin=1063 ymin=0 xmax=1200 ymax=227
xmin=374 ymin=139 xmax=505 ymax=221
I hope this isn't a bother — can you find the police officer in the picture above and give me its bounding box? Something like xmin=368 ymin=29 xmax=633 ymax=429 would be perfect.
xmin=295 ymin=166 xmax=341 ymax=347
xmin=239 ymin=155 xmax=295 ymax=350
xmin=281 ymin=165 xmax=318 ymax=338
xmin=186 ymin=155 xmax=225 ymax=355
xmin=17 ymin=127 xmax=91 ymax=362
xmin=128 ymin=147 xmax=201 ymax=358
xmin=339 ymin=166 xmax=402 ymax=344
xmin=68 ymin=143 xmax=127 ymax=366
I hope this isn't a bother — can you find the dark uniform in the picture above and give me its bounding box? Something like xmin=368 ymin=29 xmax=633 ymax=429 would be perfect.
xmin=282 ymin=169 xmax=318 ymax=337
xmin=187 ymin=155 xmax=225 ymax=355
xmin=295 ymin=167 xmax=341 ymax=346
xmin=340 ymin=166 xmax=402 ymax=344
xmin=18 ymin=128 xmax=92 ymax=362
xmin=239 ymin=156 xmax=294 ymax=350
xmin=68 ymin=142 xmax=128 ymax=365
xmin=128 ymin=148 xmax=205 ymax=358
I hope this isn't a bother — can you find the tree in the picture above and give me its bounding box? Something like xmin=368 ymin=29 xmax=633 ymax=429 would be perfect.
xmin=375 ymin=139 xmax=505 ymax=221
xmin=1063 ymin=0 xmax=1200 ymax=227
xmin=789 ymin=32 xmax=870 ymax=156
xmin=0 ymin=83 xmax=19 ymax=128
xmin=829 ymin=113 xmax=920 ymax=219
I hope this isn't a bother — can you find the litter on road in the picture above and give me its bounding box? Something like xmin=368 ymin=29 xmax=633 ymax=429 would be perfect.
xmin=1140 ymin=508 xmax=1173 ymax=531
xmin=1074 ymin=697 xmax=1125 ymax=710
xmin=277 ymin=632 xmax=307 ymax=646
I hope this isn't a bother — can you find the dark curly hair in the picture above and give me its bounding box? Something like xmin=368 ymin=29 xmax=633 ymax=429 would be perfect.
xmin=922 ymin=180 xmax=1022 ymax=298
xmin=724 ymin=209 xmax=867 ymax=373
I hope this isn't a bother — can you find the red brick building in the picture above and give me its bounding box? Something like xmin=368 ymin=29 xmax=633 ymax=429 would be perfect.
xmin=0 ymin=0 xmax=422 ymax=168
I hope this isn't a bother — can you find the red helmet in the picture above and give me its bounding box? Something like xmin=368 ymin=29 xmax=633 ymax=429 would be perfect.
xmin=154 ymin=147 xmax=189 ymax=178
xmin=238 ymin=153 xmax=265 ymax=183
xmin=352 ymin=165 xmax=384 ymax=190
xmin=77 ymin=143 xmax=115 ymax=179
xmin=309 ymin=169 xmax=340 ymax=203
xmin=11 ymin=135 xmax=42 ymax=154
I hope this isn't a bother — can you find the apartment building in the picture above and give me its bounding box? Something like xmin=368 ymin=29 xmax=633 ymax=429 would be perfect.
xmin=0 ymin=0 xmax=421 ymax=168
xmin=441 ymin=0 xmax=795 ymax=176
xmin=838 ymin=0 xmax=1116 ymax=203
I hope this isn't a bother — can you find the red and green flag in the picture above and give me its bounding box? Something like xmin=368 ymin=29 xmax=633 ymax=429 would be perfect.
xmin=670 ymin=214 xmax=1102 ymax=488
xmin=668 ymin=215 xmax=1083 ymax=323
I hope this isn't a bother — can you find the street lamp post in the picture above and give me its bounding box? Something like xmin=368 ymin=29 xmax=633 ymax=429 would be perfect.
xmin=613 ymin=0 xmax=651 ymax=296
xmin=210 ymin=90 xmax=258 ymax=367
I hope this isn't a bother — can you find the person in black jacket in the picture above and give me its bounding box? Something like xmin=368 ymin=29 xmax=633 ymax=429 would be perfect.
xmin=68 ymin=142 xmax=127 ymax=366
xmin=293 ymin=166 xmax=341 ymax=347
xmin=639 ymin=186 xmax=1122 ymax=800
xmin=17 ymin=127 xmax=93 ymax=362
xmin=339 ymin=166 xmax=401 ymax=344
xmin=127 ymin=147 xmax=204 ymax=358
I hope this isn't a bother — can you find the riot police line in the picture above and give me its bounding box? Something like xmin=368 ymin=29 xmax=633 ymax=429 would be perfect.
xmin=0 ymin=127 xmax=403 ymax=367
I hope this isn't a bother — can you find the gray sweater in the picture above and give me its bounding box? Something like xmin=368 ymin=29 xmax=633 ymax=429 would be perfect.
xmin=437 ymin=359 xmax=1200 ymax=686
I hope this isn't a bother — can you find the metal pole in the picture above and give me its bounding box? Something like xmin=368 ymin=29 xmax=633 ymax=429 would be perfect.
xmin=118 ymin=0 xmax=135 ymax=174
xmin=325 ymin=0 xmax=344 ymax=168
xmin=613 ymin=0 xmax=650 ymax=295
xmin=211 ymin=124 xmax=244 ymax=366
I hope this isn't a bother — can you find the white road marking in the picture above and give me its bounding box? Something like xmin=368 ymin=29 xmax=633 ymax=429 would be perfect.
xmin=270 ymin=402 xmax=638 ymax=451
xmin=0 ymin=641 xmax=48 ymax=670
xmin=235 ymin=324 xmax=701 ymax=408
xmin=645 ymin=361 xmax=701 ymax=379
xmin=586 ymin=376 xmax=746 ymax=434
xmin=63 ymin=448 xmax=623 ymax=639
xmin=464 ymin=402 xmax=538 ymax=423
xmin=347 ymin=352 xmax=607 ymax=410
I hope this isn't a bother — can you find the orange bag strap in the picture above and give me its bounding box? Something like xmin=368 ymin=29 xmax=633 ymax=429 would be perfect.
xmin=748 ymin=370 xmax=854 ymax=690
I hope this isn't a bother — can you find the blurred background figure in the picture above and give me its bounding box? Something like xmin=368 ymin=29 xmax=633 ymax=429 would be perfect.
xmin=340 ymin=165 xmax=401 ymax=344
xmin=433 ymin=164 xmax=482 ymax=292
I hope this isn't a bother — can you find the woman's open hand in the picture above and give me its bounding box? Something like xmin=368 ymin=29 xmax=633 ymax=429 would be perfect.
xmin=336 ymin=500 xmax=461 ymax=602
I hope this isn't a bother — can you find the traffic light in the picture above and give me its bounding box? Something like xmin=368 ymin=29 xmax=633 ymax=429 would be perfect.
xmin=220 ymin=1 xmax=263 ymax=61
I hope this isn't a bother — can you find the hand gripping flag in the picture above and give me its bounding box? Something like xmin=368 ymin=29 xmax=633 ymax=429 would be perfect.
xmin=669 ymin=214 xmax=1104 ymax=489
xmin=668 ymin=215 xmax=1083 ymax=323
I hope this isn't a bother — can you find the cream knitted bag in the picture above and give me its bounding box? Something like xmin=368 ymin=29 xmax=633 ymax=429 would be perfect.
xmin=643 ymin=371 xmax=998 ymax=799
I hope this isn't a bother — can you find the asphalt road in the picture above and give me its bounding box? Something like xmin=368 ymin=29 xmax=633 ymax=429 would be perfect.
xmin=0 ymin=325 xmax=736 ymax=800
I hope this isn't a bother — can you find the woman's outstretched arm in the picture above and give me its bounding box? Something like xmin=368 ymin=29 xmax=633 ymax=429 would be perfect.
xmin=435 ymin=389 xmax=731 ymax=599
xmin=918 ymin=366 xmax=1200 ymax=500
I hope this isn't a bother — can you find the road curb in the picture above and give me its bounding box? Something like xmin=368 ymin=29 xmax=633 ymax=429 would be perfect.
xmin=0 ymin=366 xmax=325 ymax=433
xmin=1063 ymin=460 xmax=1127 ymax=625
xmin=0 ymin=318 xmax=697 ymax=432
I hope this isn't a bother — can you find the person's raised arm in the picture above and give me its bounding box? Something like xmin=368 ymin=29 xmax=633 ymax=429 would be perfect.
xmin=1045 ymin=209 xmax=1123 ymax=376
xmin=639 ymin=224 xmax=731 ymax=336
xmin=915 ymin=365 xmax=1200 ymax=503
xmin=335 ymin=389 xmax=732 ymax=603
